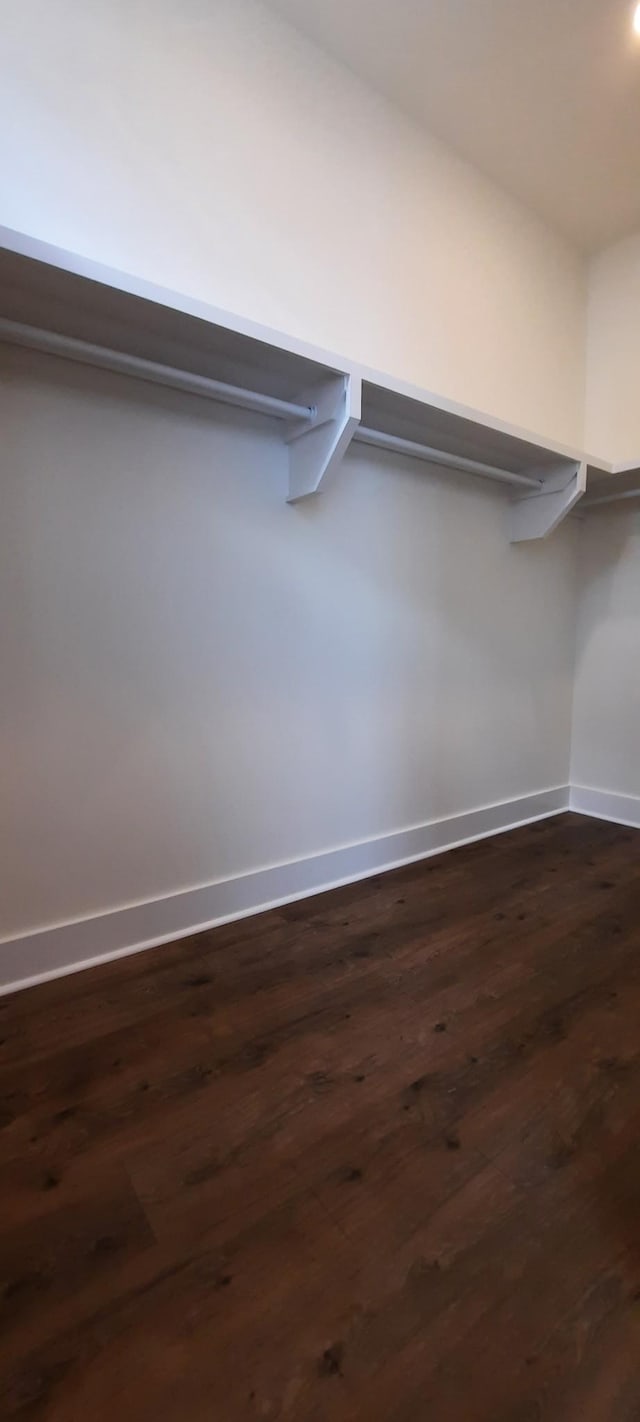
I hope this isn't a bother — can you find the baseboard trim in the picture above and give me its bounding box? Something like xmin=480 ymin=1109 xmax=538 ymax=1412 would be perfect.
xmin=570 ymin=784 xmax=640 ymax=830
xmin=0 ymin=785 xmax=570 ymax=997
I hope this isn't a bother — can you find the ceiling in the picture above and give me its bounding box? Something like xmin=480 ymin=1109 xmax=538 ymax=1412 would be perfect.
xmin=267 ymin=0 xmax=640 ymax=251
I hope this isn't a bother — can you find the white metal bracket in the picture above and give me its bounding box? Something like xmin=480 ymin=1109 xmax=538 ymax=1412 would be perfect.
xmin=508 ymin=460 xmax=587 ymax=542
xmin=287 ymin=373 xmax=362 ymax=502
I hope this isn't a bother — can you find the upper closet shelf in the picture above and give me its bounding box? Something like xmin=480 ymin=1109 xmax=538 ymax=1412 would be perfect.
xmin=583 ymin=460 xmax=640 ymax=511
xmin=0 ymin=226 xmax=587 ymax=542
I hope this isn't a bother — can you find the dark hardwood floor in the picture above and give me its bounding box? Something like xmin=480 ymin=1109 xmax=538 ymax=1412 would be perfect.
xmin=1 ymin=812 xmax=640 ymax=1420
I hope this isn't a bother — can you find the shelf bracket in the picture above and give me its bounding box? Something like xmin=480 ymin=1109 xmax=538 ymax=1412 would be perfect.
xmin=287 ymin=373 xmax=362 ymax=502
xmin=508 ymin=460 xmax=586 ymax=542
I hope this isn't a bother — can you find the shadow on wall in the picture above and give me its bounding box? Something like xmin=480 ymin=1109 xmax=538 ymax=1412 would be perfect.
xmin=293 ymin=440 xmax=578 ymax=835
xmin=0 ymin=346 xmax=579 ymax=941
xmin=570 ymin=508 xmax=640 ymax=797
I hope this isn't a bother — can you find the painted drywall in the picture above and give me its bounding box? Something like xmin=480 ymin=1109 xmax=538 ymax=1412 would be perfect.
xmin=571 ymin=508 xmax=640 ymax=800
xmin=0 ymin=347 xmax=579 ymax=941
xmin=0 ymin=0 xmax=586 ymax=447
xmin=586 ymin=230 xmax=640 ymax=461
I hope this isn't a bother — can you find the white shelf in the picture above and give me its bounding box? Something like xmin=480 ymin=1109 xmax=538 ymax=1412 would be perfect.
xmin=0 ymin=225 xmax=590 ymax=540
xmin=583 ymin=459 xmax=640 ymax=510
xmin=355 ymin=379 xmax=586 ymax=539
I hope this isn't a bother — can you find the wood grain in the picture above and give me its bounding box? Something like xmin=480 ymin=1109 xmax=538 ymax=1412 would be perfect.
xmin=1 ymin=812 xmax=640 ymax=1419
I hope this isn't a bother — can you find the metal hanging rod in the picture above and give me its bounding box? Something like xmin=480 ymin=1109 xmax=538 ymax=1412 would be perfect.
xmin=353 ymin=426 xmax=543 ymax=490
xmin=584 ymin=487 xmax=640 ymax=509
xmin=0 ymin=318 xmax=316 ymax=424
xmin=0 ymin=318 xmax=559 ymax=494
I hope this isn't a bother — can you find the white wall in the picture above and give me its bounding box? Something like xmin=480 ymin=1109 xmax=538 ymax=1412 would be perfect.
xmin=0 ymin=0 xmax=586 ymax=447
xmin=571 ymin=509 xmax=640 ymax=799
xmin=577 ymin=235 xmax=640 ymax=807
xmin=0 ymin=0 xmax=596 ymax=969
xmin=586 ymin=231 xmax=640 ymax=461
xmin=0 ymin=347 xmax=578 ymax=941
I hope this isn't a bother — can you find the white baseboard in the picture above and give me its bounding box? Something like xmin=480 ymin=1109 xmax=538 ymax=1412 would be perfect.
xmin=570 ymin=784 xmax=640 ymax=829
xmin=0 ymin=785 xmax=570 ymax=997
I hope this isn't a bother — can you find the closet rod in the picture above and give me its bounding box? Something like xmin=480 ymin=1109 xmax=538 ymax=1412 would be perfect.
xmin=584 ymin=488 xmax=640 ymax=509
xmin=353 ymin=426 xmax=543 ymax=490
xmin=0 ymin=319 xmax=316 ymax=424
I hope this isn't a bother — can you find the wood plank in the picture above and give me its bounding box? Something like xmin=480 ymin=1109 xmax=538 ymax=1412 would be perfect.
xmin=1 ymin=813 xmax=640 ymax=1419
